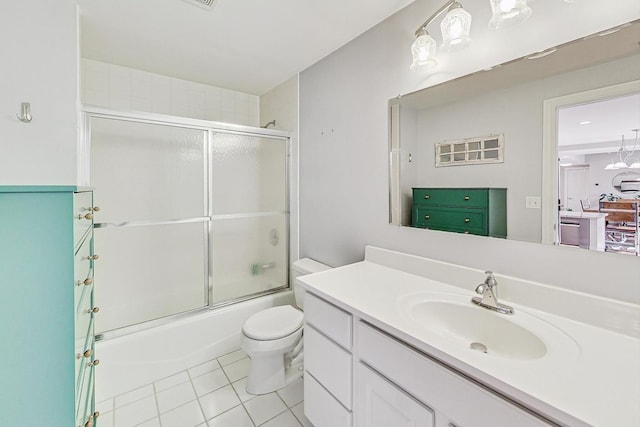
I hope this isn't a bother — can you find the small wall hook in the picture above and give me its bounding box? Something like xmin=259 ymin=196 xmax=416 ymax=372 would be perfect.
xmin=17 ymin=102 xmax=32 ymax=123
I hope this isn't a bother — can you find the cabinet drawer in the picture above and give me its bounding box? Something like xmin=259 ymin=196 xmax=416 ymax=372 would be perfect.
xmin=357 ymin=322 xmax=552 ymax=427
xmin=356 ymin=363 xmax=434 ymax=427
xmin=305 ymin=372 xmax=352 ymax=427
xmin=305 ymin=324 xmax=352 ymax=409
xmin=74 ymin=192 xmax=94 ymax=249
xmin=414 ymin=207 xmax=487 ymax=235
xmin=304 ymin=293 xmax=352 ymax=350
xmin=413 ymin=188 xmax=489 ymax=208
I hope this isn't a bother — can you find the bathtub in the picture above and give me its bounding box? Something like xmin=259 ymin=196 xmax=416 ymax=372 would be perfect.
xmin=95 ymin=291 xmax=294 ymax=400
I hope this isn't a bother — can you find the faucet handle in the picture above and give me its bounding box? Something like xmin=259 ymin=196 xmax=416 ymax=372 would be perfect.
xmin=485 ymin=270 xmax=494 ymax=276
xmin=474 ymin=283 xmax=485 ymax=294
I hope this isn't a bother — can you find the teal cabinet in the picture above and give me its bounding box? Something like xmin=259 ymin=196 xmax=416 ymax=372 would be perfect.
xmin=0 ymin=186 xmax=98 ymax=427
xmin=412 ymin=188 xmax=507 ymax=238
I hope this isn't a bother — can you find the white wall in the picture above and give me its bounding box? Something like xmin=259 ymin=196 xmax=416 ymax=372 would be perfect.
xmin=299 ymin=0 xmax=640 ymax=303
xmin=82 ymin=59 xmax=259 ymax=126
xmin=0 ymin=1 xmax=78 ymax=185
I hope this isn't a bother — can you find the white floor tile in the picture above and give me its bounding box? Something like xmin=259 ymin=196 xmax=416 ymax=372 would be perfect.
xmin=136 ymin=417 xmax=161 ymax=427
xmin=222 ymin=357 xmax=251 ymax=382
xmin=114 ymin=384 xmax=154 ymax=408
xmin=200 ymin=384 xmax=242 ymax=420
xmin=207 ymin=405 xmax=254 ymax=427
xmin=192 ymin=368 xmax=229 ymax=397
xmin=160 ymin=400 xmax=205 ymax=427
xmin=231 ymin=377 xmax=256 ymax=403
xmin=261 ymin=410 xmax=302 ymax=427
xmin=291 ymin=402 xmax=313 ymax=427
xmin=156 ymin=381 xmax=197 ymax=414
xmin=113 ymin=395 xmax=157 ymax=427
xmin=244 ymin=393 xmax=287 ymax=426
xmin=277 ymin=378 xmax=304 ymax=408
xmin=154 ymin=371 xmax=189 ymax=392
xmin=189 ymin=359 xmax=221 ymax=378
xmin=217 ymin=348 xmax=247 ymax=366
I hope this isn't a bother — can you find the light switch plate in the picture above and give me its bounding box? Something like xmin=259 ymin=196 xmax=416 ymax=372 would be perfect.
xmin=526 ymin=196 xmax=541 ymax=209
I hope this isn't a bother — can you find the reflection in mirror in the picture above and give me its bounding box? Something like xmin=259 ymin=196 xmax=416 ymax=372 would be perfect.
xmin=389 ymin=19 xmax=640 ymax=257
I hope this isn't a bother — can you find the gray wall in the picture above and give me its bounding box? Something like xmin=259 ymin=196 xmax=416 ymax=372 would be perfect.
xmin=299 ymin=0 xmax=640 ymax=303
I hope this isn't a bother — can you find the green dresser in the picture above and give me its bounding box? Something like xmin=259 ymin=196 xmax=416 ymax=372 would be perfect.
xmin=0 ymin=186 xmax=99 ymax=427
xmin=412 ymin=188 xmax=507 ymax=238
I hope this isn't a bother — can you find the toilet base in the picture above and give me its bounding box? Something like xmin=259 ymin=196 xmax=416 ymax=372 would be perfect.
xmin=245 ymin=354 xmax=304 ymax=395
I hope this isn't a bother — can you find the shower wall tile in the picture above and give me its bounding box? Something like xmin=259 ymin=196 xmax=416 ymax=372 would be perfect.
xmin=81 ymin=58 xmax=259 ymax=126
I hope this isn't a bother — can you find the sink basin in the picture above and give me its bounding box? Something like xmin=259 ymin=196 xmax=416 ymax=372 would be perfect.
xmin=398 ymin=292 xmax=580 ymax=361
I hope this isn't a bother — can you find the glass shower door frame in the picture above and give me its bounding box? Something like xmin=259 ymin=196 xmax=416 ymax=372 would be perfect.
xmin=80 ymin=107 xmax=291 ymax=340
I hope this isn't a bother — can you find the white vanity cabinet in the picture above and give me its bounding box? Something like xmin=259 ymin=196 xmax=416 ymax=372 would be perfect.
xmin=303 ymin=290 xmax=555 ymax=427
xmin=357 ymin=322 xmax=553 ymax=427
xmin=303 ymin=293 xmax=353 ymax=427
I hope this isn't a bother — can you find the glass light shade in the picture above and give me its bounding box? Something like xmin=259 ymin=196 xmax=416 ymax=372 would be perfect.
xmin=488 ymin=0 xmax=532 ymax=30
xmin=410 ymin=32 xmax=437 ymax=72
xmin=440 ymin=7 xmax=472 ymax=52
xmin=613 ymin=161 xmax=629 ymax=169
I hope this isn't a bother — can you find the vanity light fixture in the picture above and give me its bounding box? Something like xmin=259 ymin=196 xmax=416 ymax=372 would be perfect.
xmin=604 ymin=129 xmax=640 ymax=170
xmin=410 ymin=1 xmax=471 ymax=71
xmin=410 ymin=0 xmax=533 ymax=72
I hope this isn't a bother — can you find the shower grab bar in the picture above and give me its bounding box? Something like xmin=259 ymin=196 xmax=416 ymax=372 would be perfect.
xmin=95 ymin=216 xmax=210 ymax=229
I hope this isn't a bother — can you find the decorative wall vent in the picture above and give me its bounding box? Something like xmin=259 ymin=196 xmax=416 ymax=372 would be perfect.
xmin=182 ymin=0 xmax=216 ymax=9
xmin=435 ymin=134 xmax=504 ymax=167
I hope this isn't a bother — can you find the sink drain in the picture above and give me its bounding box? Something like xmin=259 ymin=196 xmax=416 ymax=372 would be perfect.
xmin=470 ymin=342 xmax=488 ymax=353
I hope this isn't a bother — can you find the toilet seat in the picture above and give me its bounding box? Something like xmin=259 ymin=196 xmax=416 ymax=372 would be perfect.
xmin=243 ymin=306 xmax=303 ymax=340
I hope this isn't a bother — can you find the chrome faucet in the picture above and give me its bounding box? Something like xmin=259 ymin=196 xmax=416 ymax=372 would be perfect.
xmin=471 ymin=271 xmax=514 ymax=315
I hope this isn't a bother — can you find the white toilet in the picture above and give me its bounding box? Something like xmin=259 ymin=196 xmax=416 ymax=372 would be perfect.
xmin=241 ymin=258 xmax=331 ymax=395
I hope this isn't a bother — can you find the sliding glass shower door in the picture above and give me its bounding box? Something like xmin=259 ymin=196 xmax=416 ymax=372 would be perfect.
xmin=87 ymin=112 xmax=289 ymax=335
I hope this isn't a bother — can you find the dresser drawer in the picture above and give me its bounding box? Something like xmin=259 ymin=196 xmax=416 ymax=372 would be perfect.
xmin=413 ymin=188 xmax=489 ymax=208
xmin=357 ymin=322 xmax=551 ymax=427
xmin=414 ymin=207 xmax=487 ymax=235
xmin=305 ymin=372 xmax=352 ymax=427
xmin=305 ymin=324 xmax=352 ymax=409
xmin=304 ymin=293 xmax=352 ymax=350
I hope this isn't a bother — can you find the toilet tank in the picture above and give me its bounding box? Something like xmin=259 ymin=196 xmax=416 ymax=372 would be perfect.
xmin=292 ymin=258 xmax=331 ymax=309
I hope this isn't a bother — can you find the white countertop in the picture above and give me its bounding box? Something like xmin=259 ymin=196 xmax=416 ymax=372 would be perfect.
xmin=559 ymin=210 xmax=608 ymax=219
xmin=299 ymin=255 xmax=640 ymax=427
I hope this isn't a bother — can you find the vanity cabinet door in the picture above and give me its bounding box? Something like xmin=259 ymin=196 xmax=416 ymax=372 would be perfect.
xmin=356 ymin=363 xmax=434 ymax=427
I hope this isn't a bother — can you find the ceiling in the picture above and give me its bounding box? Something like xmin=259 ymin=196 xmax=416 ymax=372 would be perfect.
xmin=77 ymin=0 xmax=414 ymax=95
xmin=558 ymin=93 xmax=640 ymax=156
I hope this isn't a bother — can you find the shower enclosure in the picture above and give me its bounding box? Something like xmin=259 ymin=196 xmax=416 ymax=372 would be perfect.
xmin=80 ymin=109 xmax=290 ymax=337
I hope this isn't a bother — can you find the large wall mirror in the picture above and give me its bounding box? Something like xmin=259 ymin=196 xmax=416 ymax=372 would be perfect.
xmin=389 ymin=19 xmax=640 ymax=256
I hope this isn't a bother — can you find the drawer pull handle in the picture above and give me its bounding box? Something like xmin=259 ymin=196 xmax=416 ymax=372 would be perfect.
xmin=89 ymin=359 xmax=100 ymax=367
xmin=83 ymin=418 xmax=93 ymax=427
xmin=93 ymin=411 xmax=100 ymax=419
xmin=424 ymin=195 xmax=430 ymax=199
xmin=464 ymin=218 xmax=470 ymax=223
xmin=77 ymin=349 xmax=92 ymax=359
xmin=91 ymin=206 xmax=101 ymax=212
xmin=87 ymin=307 xmax=100 ymax=314
xmin=77 ymin=277 xmax=93 ymax=286
xmin=464 ymin=196 xmax=470 ymax=200
xmin=78 ymin=213 xmax=93 ymax=220
xmin=424 ymin=215 xmax=430 ymax=220
xmin=85 ymin=254 xmax=100 ymax=261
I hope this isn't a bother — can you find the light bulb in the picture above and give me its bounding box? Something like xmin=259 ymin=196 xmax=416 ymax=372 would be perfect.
xmin=410 ymin=31 xmax=438 ymax=71
xmin=441 ymin=5 xmax=472 ymax=52
xmin=488 ymin=0 xmax=532 ymax=30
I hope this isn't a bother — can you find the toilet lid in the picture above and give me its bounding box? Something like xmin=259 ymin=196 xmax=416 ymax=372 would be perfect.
xmin=243 ymin=306 xmax=304 ymax=340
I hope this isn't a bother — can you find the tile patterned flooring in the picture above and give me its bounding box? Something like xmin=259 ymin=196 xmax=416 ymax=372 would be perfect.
xmin=96 ymin=349 xmax=312 ymax=427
